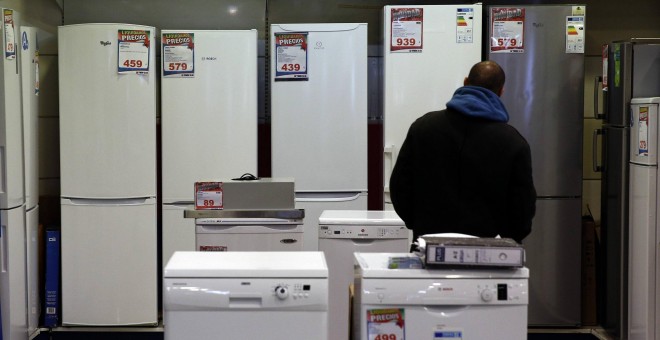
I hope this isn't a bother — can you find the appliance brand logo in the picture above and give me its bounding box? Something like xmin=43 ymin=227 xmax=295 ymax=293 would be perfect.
xmin=201 ymin=56 xmax=217 ymax=61
xmin=314 ymin=41 xmax=324 ymax=50
xmin=280 ymin=239 xmax=298 ymax=244
xmin=100 ymin=41 xmax=111 ymax=46
xmin=532 ymin=22 xmax=544 ymax=28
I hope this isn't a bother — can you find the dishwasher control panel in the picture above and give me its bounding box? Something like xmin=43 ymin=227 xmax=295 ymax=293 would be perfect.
xmin=319 ymin=224 xmax=409 ymax=239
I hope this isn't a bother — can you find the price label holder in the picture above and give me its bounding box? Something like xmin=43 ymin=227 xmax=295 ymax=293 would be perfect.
xmin=390 ymin=8 xmax=423 ymax=53
xmin=490 ymin=8 xmax=525 ymax=53
xmin=162 ymin=32 xmax=194 ymax=78
xmin=195 ymin=182 xmax=224 ymax=210
xmin=367 ymin=308 xmax=405 ymax=340
xmin=118 ymin=29 xmax=150 ymax=74
xmin=274 ymin=32 xmax=308 ymax=81
xmin=4 ymin=9 xmax=16 ymax=60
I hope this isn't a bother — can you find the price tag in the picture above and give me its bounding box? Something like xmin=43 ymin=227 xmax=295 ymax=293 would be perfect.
xmin=118 ymin=29 xmax=150 ymax=74
xmin=162 ymin=32 xmax=194 ymax=78
xmin=367 ymin=309 xmax=405 ymax=340
xmin=274 ymin=32 xmax=308 ymax=81
xmin=565 ymin=16 xmax=585 ymax=54
xmin=4 ymin=9 xmax=16 ymax=60
xmin=456 ymin=8 xmax=475 ymax=44
xmin=490 ymin=8 xmax=525 ymax=53
xmin=638 ymin=106 xmax=649 ymax=156
xmin=195 ymin=182 xmax=224 ymax=210
xmin=390 ymin=8 xmax=423 ymax=53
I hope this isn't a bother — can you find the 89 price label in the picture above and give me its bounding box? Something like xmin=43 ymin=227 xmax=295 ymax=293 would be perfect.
xmin=195 ymin=182 xmax=223 ymax=210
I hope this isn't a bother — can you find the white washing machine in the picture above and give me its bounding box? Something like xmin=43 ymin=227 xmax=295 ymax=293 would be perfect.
xmin=318 ymin=210 xmax=410 ymax=340
xmin=164 ymin=251 xmax=328 ymax=340
xmin=353 ymin=253 xmax=529 ymax=340
xmin=188 ymin=209 xmax=304 ymax=251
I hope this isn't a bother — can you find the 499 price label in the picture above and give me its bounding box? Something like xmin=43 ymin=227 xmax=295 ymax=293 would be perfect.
xmin=163 ymin=32 xmax=195 ymax=78
xmin=118 ymin=29 xmax=150 ymax=74
xmin=367 ymin=309 xmax=405 ymax=340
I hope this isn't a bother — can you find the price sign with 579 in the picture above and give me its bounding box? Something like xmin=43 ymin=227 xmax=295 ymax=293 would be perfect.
xmin=162 ymin=32 xmax=194 ymax=78
xmin=118 ymin=29 xmax=150 ymax=74
xmin=490 ymin=8 xmax=525 ymax=53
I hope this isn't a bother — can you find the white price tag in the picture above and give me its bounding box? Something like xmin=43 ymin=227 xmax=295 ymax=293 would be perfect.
xmin=195 ymin=182 xmax=224 ymax=209
xmin=4 ymin=9 xmax=15 ymax=60
xmin=162 ymin=32 xmax=194 ymax=78
xmin=118 ymin=29 xmax=150 ymax=74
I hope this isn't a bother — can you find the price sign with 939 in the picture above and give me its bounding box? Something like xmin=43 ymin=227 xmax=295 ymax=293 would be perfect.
xmin=390 ymin=8 xmax=423 ymax=52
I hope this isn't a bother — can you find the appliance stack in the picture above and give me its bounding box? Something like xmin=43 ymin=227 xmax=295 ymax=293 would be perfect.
xmin=58 ymin=24 xmax=158 ymax=326
xmin=0 ymin=8 xmax=28 ymax=340
xmin=598 ymin=38 xmax=660 ymax=339
xmin=487 ymin=4 xmax=586 ymax=326
xmin=382 ymin=4 xmax=482 ymax=210
xmin=270 ymin=23 xmax=368 ymax=251
xmin=160 ymin=29 xmax=258 ymax=268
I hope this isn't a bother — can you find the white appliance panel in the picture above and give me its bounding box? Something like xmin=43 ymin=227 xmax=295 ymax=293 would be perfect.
xmin=195 ymin=224 xmax=303 ymax=251
xmin=296 ymin=192 xmax=367 ymax=251
xmin=21 ymin=26 xmax=38 ymax=210
xmin=161 ymin=30 xmax=258 ymax=203
xmin=61 ymin=198 xmax=157 ymax=326
xmin=0 ymin=207 xmax=26 ymax=340
xmin=628 ymin=163 xmax=658 ymax=339
xmin=0 ymin=8 xmax=23 ymax=210
xmin=383 ymin=5 xmax=482 ymax=206
xmin=162 ymin=204 xmax=195 ymax=269
xmin=25 ymin=206 xmax=39 ymax=336
xmin=270 ymin=23 xmax=367 ymax=191
xmin=58 ymin=24 xmax=156 ymax=198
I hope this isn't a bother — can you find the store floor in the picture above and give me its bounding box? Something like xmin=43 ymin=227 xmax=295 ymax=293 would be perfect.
xmin=34 ymin=328 xmax=608 ymax=340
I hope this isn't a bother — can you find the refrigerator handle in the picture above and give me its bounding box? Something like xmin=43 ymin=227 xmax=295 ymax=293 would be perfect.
xmin=383 ymin=145 xmax=397 ymax=202
xmin=594 ymin=76 xmax=604 ymax=120
xmin=1 ymin=224 xmax=6 ymax=272
xmin=593 ymin=129 xmax=603 ymax=173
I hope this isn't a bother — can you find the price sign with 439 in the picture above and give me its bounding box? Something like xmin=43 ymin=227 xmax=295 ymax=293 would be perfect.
xmin=274 ymin=32 xmax=308 ymax=81
xmin=118 ymin=29 xmax=150 ymax=74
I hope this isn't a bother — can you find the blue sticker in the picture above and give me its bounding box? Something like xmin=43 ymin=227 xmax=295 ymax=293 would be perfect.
xmin=22 ymin=31 xmax=28 ymax=50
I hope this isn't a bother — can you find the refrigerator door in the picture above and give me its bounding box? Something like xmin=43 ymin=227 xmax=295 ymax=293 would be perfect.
xmin=162 ymin=203 xmax=196 ymax=270
xmin=296 ymin=192 xmax=368 ymax=251
xmin=26 ymin=206 xmax=39 ymax=336
xmin=270 ymin=23 xmax=367 ymax=192
xmin=383 ymin=5 xmax=482 ymax=206
xmin=601 ymin=125 xmax=630 ymax=336
xmin=524 ymin=198 xmax=582 ymax=326
xmin=0 ymin=8 xmax=24 ymax=210
xmin=58 ymin=24 xmax=156 ymax=198
xmin=628 ymin=163 xmax=658 ymax=339
xmin=161 ymin=30 xmax=258 ymax=203
xmin=61 ymin=198 xmax=157 ymax=326
xmin=0 ymin=206 xmax=27 ymax=340
xmin=488 ymin=5 xmax=584 ymax=197
xmin=607 ymin=42 xmax=633 ymax=127
xmin=21 ymin=26 xmax=38 ymax=210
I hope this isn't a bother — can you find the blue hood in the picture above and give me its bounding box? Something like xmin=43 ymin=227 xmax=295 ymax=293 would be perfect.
xmin=446 ymin=86 xmax=509 ymax=122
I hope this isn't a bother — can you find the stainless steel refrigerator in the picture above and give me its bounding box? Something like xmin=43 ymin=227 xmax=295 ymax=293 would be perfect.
xmin=488 ymin=4 xmax=586 ymax=326
xmin=598 ymin=38 xmax=660 ymax=339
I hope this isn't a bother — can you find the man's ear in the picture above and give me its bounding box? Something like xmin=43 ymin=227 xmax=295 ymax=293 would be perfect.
xmin=463 ymin=77 xmax=469 ymax=86
xmin=498 ymin=86 xmax=504 ymax=97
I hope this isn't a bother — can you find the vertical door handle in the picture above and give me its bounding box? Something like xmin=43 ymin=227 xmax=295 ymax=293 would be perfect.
xmin=593 ymin=129 xmax=603 ymax=172
xmin=594 ymin=76 xmax=604 ymax=119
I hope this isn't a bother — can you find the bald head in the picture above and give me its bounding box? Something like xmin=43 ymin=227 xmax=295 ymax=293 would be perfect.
xmin=464 ymin=61 xmax=506 ymax=96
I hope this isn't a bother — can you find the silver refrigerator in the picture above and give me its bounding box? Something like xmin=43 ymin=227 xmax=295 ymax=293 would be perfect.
xmin=488 ymin=4 xmax=586 ymax=326
xmin=598 ymin=39 xmax=660 ymax=339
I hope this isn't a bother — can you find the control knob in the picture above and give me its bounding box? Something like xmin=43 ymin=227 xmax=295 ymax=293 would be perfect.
xmin=275 ymin=285 xmax=289 ymax=300
xmin=480 ymin=289 xmax=494 ymax=302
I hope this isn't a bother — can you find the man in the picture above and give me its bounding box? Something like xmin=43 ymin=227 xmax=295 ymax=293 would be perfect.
xmin=390 ymin=60 xmax=536 ymax=243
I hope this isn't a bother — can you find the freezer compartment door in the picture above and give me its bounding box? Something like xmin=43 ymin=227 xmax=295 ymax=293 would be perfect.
xmin=58 ymin=24 xmax=156 ymax=199
xmin=525 ymin=198 xmax=582 ymax=326
xmin=356 ymin=304 xmax=527 ymax=339
xmin=195 ymin=224 xmax=303 ymax=251
xmin=61 ymin=198 xmax=157 ymax=326
xmin=162 ymin=203 xmax=196 ymax=269
xmin=0 ymin=207 xmax=27 ymax=340
xmin=270 ymin=24 xmax=368 ymax=192
xmin=161 ymin=30 xmax=258 ymax=202
xmin=628 ymin=163 xmax=658 ymax=339
xmin=630 ymin=101 xmax=659 ymax=165
xmin=296 ymin=192 xmax=368 ymax=251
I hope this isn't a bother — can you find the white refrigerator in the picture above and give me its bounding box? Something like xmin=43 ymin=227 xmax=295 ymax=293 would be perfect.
xmin=0 ymin=8 xmax=27 ymax=340
xmin=628 ymin=97 xmax=660 ymax=339
xmin=270 ymin=23 xmax=368 ymax=251
xmin=383 ymin=5 xmax=482 ymax=210
xmin=160 ymin=29 xmax=258 ymax=269
xmin=20 ymin=25 xmax=39 ymax=337
xmin=58 ymin=24 xmax=157 ymax=326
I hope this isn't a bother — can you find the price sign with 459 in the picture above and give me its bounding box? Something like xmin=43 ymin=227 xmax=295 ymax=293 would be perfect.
xmin=118 ymin=29 xmax=150 ymax=74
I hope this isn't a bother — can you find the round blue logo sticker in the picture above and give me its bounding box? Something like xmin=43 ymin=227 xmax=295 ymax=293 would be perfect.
xmin=22 ymin=31 xmax=28 ymax=50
